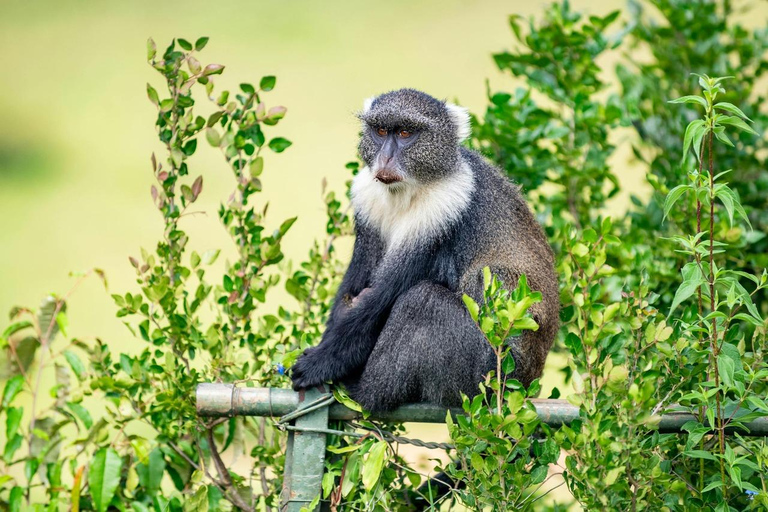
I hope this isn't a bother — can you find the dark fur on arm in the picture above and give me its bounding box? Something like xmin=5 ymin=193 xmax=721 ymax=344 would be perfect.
xmin=324 ymin=221 xmax=379 ymax=333
xmin=291 ymin=237 xmax=459 ymax=390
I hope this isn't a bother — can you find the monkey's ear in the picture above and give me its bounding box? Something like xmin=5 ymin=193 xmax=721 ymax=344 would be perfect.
xmin=445 ymin=103 xmax=471 ymax=142
xmin=362 ymin=96 xmax=377 ymax=114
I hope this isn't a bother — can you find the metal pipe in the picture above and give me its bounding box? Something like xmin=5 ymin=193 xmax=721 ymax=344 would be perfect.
xmin=196 ymin=384 xmax=768 ymax=436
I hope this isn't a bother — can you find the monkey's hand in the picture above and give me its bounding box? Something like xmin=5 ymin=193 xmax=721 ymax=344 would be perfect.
xmin=292 ymin=288 xmax=379 ymax=390
xmin=291 ymin=345 xmax=337 ymax=390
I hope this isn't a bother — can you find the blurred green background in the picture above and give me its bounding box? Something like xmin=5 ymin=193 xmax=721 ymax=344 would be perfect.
xmin=0 ymin=0 xmax=623 ymax=357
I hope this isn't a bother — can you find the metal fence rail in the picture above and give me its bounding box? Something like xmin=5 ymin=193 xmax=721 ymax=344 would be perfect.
xmin=196 ymin=383 xmax=768 ymax=511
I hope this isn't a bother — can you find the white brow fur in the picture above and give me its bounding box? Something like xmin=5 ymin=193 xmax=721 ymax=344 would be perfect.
xmin=351 ymin=159 xmax=475 ymax=251
xmin=362 ymin=96 xmax=376 ymax=114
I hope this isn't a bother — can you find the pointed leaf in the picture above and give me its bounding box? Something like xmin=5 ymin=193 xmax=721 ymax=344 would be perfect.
xmin=663 ymin=185 xmax=691 ymax=222
xmin=668 ymin=95 xmax=707 ymax=109
xmin=194 ymin=37 xmax=209 ymax=51
xmin=2 ymin=375 xmax=24 ymax=409
xmin=669 ymin=263 xmax=705 ymax=314
xmin=362 ymin=441 xmax=388 ymax=491
xmin=713 ymin=102 xmax=751 ymax=121
xmin=89 ymin=447 xmax=123 ymax=512
xmin=63 ymin=350 xmax=87 ymax=380
xmin=718 ymin=115 xmax=757 ymax=135
xmin=682 ymin=120 xmax=706 ymax=163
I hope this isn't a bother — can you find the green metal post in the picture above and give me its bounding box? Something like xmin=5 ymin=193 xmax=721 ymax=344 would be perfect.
xmin=280 ymin=385 xmax=329 ymax=512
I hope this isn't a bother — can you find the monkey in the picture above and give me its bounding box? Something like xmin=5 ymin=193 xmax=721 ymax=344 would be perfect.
xmin=291 ymin=88 xmax=559 ymax=413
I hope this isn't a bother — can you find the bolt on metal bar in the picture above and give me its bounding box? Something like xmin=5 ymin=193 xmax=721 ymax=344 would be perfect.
xmin=196 ymin=383 xmax=768 ymax=436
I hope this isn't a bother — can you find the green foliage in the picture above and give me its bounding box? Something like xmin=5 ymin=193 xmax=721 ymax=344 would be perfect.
xmin=619 ymin=0 xmax=768 ymax=311
xmin=445 ymin=271 xmax=559 ymax=510
xmin=474 ymin=0 xmax=629 ymax=230
xmin=466 ymin=2 xmax=768 ymax=510
xmin=0 ymin=38 xmax=352 ymax=512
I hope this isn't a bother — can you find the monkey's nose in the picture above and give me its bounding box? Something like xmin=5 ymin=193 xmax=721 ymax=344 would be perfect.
xmin=374 ymin=168 xmax=403 ymax=184
xmin=377 ymin=154 xmax=394 ymax=168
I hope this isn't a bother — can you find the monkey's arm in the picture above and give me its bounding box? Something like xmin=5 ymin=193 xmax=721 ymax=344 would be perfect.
xmin=291 ymin=244 xmax=457 ymax=390
xmin=324 ymin=222 xmax=380 ymax=331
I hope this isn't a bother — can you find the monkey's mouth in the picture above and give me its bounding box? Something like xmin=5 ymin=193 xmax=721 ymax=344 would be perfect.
xmin=374 ymin=168 xmax=404 ymax=185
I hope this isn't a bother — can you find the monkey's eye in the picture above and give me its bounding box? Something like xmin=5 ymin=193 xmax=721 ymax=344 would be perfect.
xmin=376 ymin=127 xmax=388 ymax=137
xmin=398 ymin=129 xmax=412 ymax=138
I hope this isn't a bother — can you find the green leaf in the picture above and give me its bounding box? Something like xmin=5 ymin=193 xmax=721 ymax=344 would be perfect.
xmin=137 ymin=448 xmax=166 ymax=495
xmin=63 ymin=350 xmax=87 ymax=380
xmin=147 ymin=84 xmax=159 ymax=106
xmin=331 ymin=387 xmax=364 ymax=415
xmin=462 ymin=295 xmax=479 ymax=322
xmin=530 ymin=465 xmax=548 ymax=485
xmin=681 ymin=119 xmax=706 ymax=163
xmin=203 ymin=64 xmax=225 ymax=76
xmin=470 ymin=452 xmax=484 ymax=472
xmin=669 ymin=262 xmax=705 ymax=314
xmin=2 ymin=375 xmax=24 ymax=409
xmin=3 ymin=434 xmax=22 ymax=462
xmin=684 ymin=450 xmax=718 ymax=461
xmin=178 ymin=38 xmax=193 ymax=51
xmin=362 ymin=441 xmax=388 ymax=491
xmin=38 ymin=295 xmax=63 ymax=343
xmin=187 ymin=485 xmax=209 ymax=512
xmin=260 ymin=75 xmax=276 ymax=91
xmin=205 ymin=127 xmax=221 ymax=147
xmin=668 ymin=95 xmax=707 ymax=109
xmin=268 ymin=137 xmax=292 ymax=153
xmin=514 ymin=317 xmax=539 ymax=331
xmin=572 ymin=243 xmax=589 ymax=257
xmin=3 ymin=321 xmax=32 ymax=338
xmin=146 ymin=38 xmax=157 ymax=61
xmin=56 ymin=311 xmax=69 ymax=337
xmin=194 ymin=37 xmax=209 ymax=51
xmin=182 ymin=139 xmax=197 ymax=156
xmin=713 ymin=127 xmax=734 ymax=147
xmin=202 ymin=249 xmax=220 ymax=265
xmin=718 ymin=115 xmax=758 ymax=135
xmin=67 ymin=402 xmax=94 ymax=429
xmin=507 ymin=391 xmax=524 ymax=413
xmin=714 ymin=184 xmax=751 ymax=229
xmin=89 ymin=447 xmax=123 ymax=512
xmin=717 ymin=353 xmax=735 ymax=388
xmin=326 ymin=444 xmax=362 ymax=455
xmin=5 ymin=407 xmax=22 ymax=439
xmin=250 ymin=157 xmax=264 ymax=177
xmin=8 ymin=487 xmax=22 ymax=512
xmin=713 ymin=102 xmax=751 ymax=121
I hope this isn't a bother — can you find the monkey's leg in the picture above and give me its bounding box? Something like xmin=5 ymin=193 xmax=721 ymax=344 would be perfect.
xmin=345 ymin=281 xmax=495 ymax=413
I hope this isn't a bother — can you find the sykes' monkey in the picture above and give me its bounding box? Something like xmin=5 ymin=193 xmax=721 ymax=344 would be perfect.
xmin=291 ymin=89 xmax=558 ymax=412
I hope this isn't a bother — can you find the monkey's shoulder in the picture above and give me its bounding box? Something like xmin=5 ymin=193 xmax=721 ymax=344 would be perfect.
xmin=456 ymin=149 xmax=556 ymax=285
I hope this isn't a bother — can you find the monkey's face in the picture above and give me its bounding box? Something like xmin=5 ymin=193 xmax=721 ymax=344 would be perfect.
xmin=357 ymin=89 xmax=467 ymax=187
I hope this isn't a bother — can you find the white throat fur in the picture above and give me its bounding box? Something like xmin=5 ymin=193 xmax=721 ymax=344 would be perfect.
xmin=351 ymin=160 xmax=475 ymax=250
